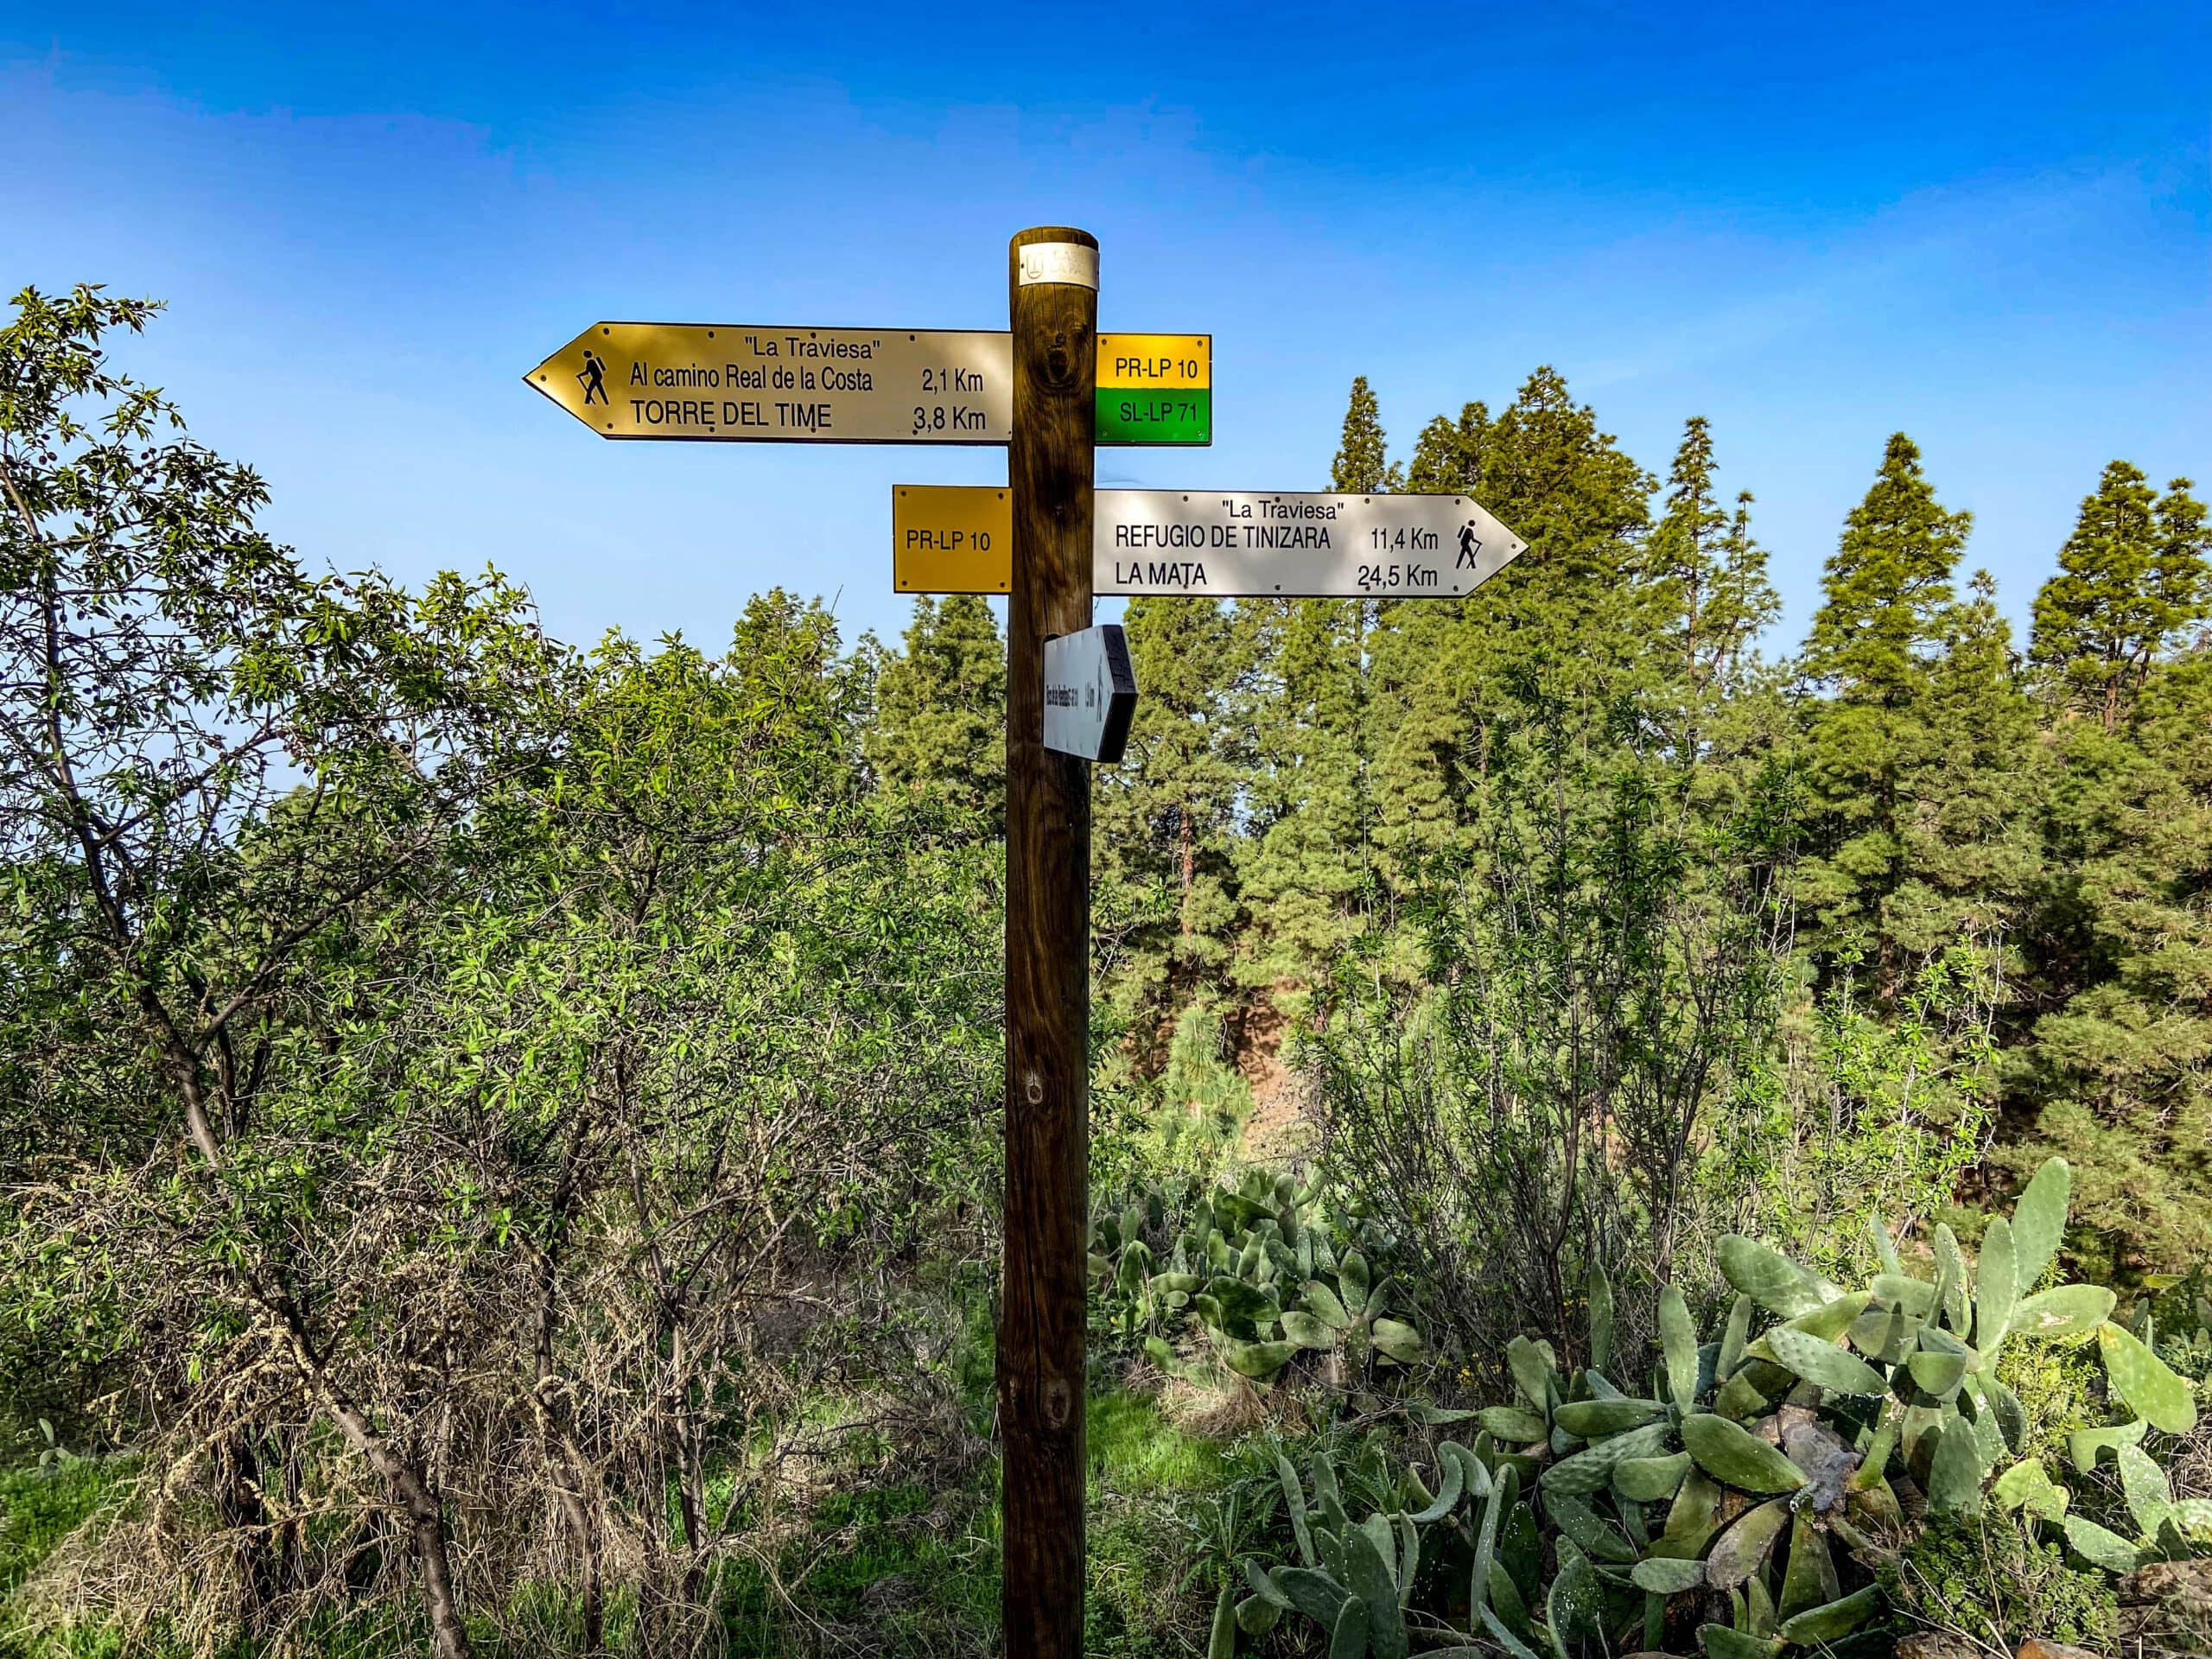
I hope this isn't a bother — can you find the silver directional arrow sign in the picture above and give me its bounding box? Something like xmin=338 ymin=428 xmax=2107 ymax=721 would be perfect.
xmin=1042 ymin=625 xmax=1138 ymax=764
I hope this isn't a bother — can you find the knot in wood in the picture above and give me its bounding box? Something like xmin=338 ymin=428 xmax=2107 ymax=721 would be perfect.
xmin=1044 ymin=1375 xmax=1073 ymax=1428
xmin=1023 ymin=1071 xmax=1045 ymax=1105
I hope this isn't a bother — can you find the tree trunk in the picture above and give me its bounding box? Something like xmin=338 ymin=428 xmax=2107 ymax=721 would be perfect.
xmin=268 ymin=1306 xmax=473 ymax=1659
xmin=1179 ymin=804 xmax=1194 ymax=936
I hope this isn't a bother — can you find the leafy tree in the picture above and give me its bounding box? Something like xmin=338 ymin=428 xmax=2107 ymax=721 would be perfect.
xmin=0 ymin=284 xmax=555 ymax=1655
xmin=343 ymin=621 xmax=1000 ymax=1650
xmin=2030 ymin=462 xmax=2211 ymax=730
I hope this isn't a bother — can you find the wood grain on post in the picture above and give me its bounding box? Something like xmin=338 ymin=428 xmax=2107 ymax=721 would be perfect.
xmin=1001 ymin=225 xmax=1096 ymax=1659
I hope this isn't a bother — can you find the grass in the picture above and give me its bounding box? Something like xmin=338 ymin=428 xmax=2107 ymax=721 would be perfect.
xmin=1 ymin=1459 xmax=126 ymax=1601
xmin=1090 ymin=1388 xmax=1235 ymax=1497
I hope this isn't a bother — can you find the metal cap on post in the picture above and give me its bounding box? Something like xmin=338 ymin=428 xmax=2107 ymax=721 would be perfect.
xmin=1001 ymin=226 xmax=1097 ymax=1659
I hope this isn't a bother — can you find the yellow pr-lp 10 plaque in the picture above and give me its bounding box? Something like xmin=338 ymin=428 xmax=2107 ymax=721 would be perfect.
xmin=894 ymin=486 xmax=1015 ymax=593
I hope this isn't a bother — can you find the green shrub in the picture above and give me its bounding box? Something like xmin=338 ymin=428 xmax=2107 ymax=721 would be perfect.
xmin=1885 ymin=1510 xmax=2119 ymax=1653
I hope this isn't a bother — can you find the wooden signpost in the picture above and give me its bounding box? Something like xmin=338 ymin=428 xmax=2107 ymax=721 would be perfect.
xmin=1001 ymin=226 xmax=1096 ymax=1659
xmin=525 ymin=226 xmax=1525 ymax=1659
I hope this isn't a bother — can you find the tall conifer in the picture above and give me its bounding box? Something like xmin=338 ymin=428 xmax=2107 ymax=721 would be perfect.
xmin=1804 ymin=435 xmax=1981 ymax=995
xmin=1365 ymin=371 xmax=1652 ymax=886
xmin=1803 ymin=434 xmax=1967 ymax=702
xmin=862 ymin=594 xmax=1006 ymax=827
xmin=1645 ymin=417 xmax=1778 ymax=761
xmin=1094 ymin=596 xmax=1247 ymax=1038
xmin=2031 ymin=463 xmax=2210 ymax=729
xmin=1235 ymin=598 xmax=1371 ymax=1009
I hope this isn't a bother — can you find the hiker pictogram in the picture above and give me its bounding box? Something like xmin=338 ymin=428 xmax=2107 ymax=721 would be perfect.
xmin=577 ymin=349 xmax=607 ymax=406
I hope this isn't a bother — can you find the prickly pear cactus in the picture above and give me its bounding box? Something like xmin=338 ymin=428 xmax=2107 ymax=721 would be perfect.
xmin=1211 ymin=1157 xmax=2203 ymax=1654
xmin=1089 ymin=1168 xmax=1423 ymax=1387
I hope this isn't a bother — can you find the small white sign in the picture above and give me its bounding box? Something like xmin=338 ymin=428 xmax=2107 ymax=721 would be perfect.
xmin=1096 ymin=492 xmax=1524 ymax=597
xmin=1043 ymin=626 xmax=1138 ymax=764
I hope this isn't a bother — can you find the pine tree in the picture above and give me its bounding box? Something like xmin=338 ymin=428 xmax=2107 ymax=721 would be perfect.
xmin=2030 ymin=463 xmax=2211 ymax=730
xmin=2157 ymin=480 xmax=2212 ymax=649
xmin=1803 ymin=433 xmax=1967 ymax=702
xmin=1797 ymin=436 xmax=1986 ymax=992
xmin=1884 ymin=572 xmax=2043 ymax=961
xmin=1222 ymin=378 xmax=1406 ymax=1008
xmin=861 ymin=594 xmax=1006 ymax=828
xmin=1234 ymin=597 xmax=1370 ymax=1010
xmin=1643 ymin=417 xmax=1779 ymax=762
xmin=1363 ymin=370 xmax=1653 ymax=887
xmin=1094 ymin=595 xmax=1247 ymax=1043
xmin=1998 ymin=651 xmax=2212 ymax=1275
xmin=1331 ymin=376 xmax=1404 ymax=493
xmin=1472 ymin=368 xmax=1653 ymax=598
xmin=1404 ymin=401 xmax=1490 ymax=493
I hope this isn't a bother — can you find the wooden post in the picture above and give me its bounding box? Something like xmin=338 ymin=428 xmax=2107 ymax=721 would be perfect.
xmin=1001 ymin=225 xmax=1097 ymax=1659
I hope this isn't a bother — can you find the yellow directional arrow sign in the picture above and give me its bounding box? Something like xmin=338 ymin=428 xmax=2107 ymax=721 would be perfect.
xmin=526 ymin=325 xmax=1208 ymax=445
xmin=526 ymin=322 xmax=1009 ymax=445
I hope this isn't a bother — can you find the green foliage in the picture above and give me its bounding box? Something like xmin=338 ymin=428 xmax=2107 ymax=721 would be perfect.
xmin=1993 ymin=654 xmax=2212 ymax=1278
xmin=1146 ymin=1003 xmax=1255 ymax=1180
xmin=1096 ymin=596 xmax=1249 ymax=1037
xmin=1331 ymin=378 xmax=1404 ymax=496
xmin=862 ymin=593 xmax=1006 ymax=830
xmin=1309 ymin=665 xmax=1798 ymax=1360
xmin=1885 ymin=1510 xmax=2119 ymax=1655
xmin=1765 ymin=945 xmax=2001 ymax=1277
xmin=14 ymin=291 xmax=2212 ymax=1659
xmin=1211 ymin=1157 xmax=2199 ymax=1656
xmin=1230 ymin=594 xmax=1372 ymax=1011
xmin=0 ymin=287 xmax=1004 ymax=1657
xmin=1798 ymin=435 xmax=2039 ymax=1001
xmin=1644 ymin=416 xmax=1781 ymax=762
xmin=1804 ymin=432 xmax=1969 ymax=705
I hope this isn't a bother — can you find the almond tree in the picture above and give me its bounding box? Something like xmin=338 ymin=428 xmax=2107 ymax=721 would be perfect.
xmin=0 ymin=284 xmax=556 ymax=1657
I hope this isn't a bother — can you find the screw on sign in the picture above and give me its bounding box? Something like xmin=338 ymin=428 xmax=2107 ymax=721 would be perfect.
xmin=524 ymin=227 xmax=1527 ymax=1659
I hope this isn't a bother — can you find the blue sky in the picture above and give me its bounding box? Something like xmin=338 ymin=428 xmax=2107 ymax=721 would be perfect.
xmin=5 ymin=2 xmax=2207 ymax=657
